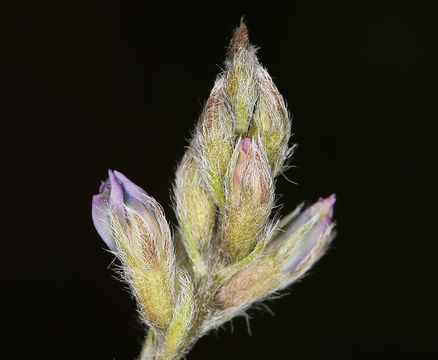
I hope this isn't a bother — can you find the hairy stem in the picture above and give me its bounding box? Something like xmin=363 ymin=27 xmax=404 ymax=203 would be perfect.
xmin=139 ymin=268 xmax=221 ymax=360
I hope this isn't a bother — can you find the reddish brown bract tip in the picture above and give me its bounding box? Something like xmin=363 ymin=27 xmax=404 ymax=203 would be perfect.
xmin=228 ymin=22 xmax=249 ymax=58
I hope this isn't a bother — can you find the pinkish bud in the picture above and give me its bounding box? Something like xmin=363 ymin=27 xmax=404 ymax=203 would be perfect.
xmin=221 ymin=139 xmax=275 ymax=261
xmin=232 ymin=137 xmax=251 ymax=199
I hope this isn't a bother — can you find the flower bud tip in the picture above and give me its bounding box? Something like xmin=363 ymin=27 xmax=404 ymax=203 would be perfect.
xmin=229 ymin=22 xmax=249 ymax=55
xmin=241 ymin=137 xmax=251 ymax=153
xmin=98 ymin=180 xmax=105 ymax=193
xmin=318 ymin=194 xmax=336 ymax=219
xmin=233 ymin=138 xmax=251 ymax=186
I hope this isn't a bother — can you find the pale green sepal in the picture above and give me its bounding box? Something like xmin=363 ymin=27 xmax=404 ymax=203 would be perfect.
xmin=156 ymin=272 xmax=194 ymax=360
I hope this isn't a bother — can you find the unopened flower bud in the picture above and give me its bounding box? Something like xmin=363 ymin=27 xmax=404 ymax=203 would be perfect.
xmin=193 ymin=77 xmax=234 ymax=206
xmin=224 ymin=23 xmax=258 ymax=136
xmin=220 ymin=138 xmax=274 ymax=261
xmin=92 ymin=170 xmax=175 ymax=328
xmin=273 ymin=195 xmax=336 ymax=287
xmin=231 ymin=137 xmax=251 ymax=201
xmin=216 ymin=256 xmax=277 ymax=309
xmin=174 ymin=150 xmax=216 ymax=273
xmin=249 ymin=68 xmax=291 ymax=175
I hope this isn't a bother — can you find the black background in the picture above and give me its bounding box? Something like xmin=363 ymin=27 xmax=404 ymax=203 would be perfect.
xmin=6 ymin=1 xmax=436 ymax=359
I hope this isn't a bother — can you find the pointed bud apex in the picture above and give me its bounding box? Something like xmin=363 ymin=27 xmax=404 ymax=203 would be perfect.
xmin=275 ymin=195 xmax=335 ymax=245
xmin=227 ymin=21 xmax=249 ymax=58
xmin=91 ymin=170 xmax=175 ymax=328
xmin=224 ymin=23 xmax=258 ymax=136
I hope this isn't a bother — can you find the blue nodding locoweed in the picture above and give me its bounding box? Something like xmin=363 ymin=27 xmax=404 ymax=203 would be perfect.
xmin=92 ymin=21 xmax=336 ymax=360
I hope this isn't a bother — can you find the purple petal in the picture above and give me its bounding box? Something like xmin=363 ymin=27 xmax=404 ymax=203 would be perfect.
xmin=108 ymin=170 xmax=127 ymax=227
xmin=98 ymin=180 xmax=106 ymax=194
xmin=241 ymin=137 xmax=251 ymax=153
xmin=113 ymin=170 xmax=150 ymax=204
xmin=112 ymin=170 xmax=154 ymax=219
xmin=316 ymin=194 xmax=336 ymax=219
xmin=92 ymin=170 xmax=159 ymax=252
xmin=281 ymin=217 xmax=331 ymax=273
xmin=286 ymin=194 xmax=336 ymax=235
xmin=92 ymin=194 xmax=116 ymax=251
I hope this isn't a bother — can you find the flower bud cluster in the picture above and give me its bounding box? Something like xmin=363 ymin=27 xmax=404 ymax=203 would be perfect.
xmin=91 ymin=22 xmax=336 ymax=360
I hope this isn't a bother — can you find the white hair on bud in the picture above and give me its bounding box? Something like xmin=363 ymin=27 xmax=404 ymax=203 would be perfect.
xmin=250 ymin=65 xmax=294 ymax=175
xmin=107 ymin=200 xmax=176 ymax=330
xmin=277 ymin=223 xmax=335 ymax=290
xmin=224 ymin=44 xmax=260 ymax=134
xmin=217 ymin=138 xmax=276 ymax=262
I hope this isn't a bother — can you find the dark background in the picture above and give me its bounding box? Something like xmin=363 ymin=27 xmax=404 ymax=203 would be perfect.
xmin=6 ymin=1 xmax=436 ymax=359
